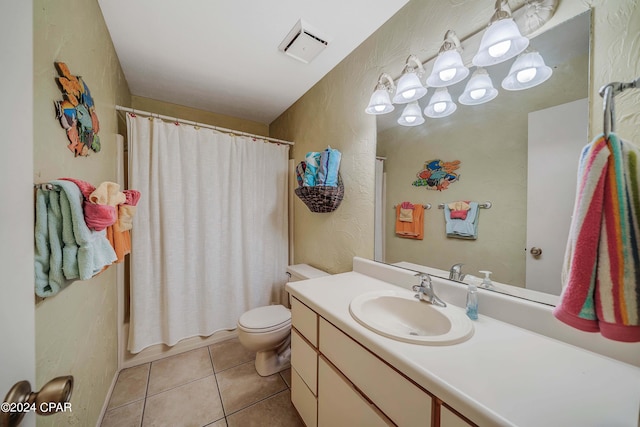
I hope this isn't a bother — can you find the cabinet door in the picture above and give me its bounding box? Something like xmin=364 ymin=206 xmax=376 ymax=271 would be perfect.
xmin=319 ymin=318 xmax=431 ymax=426
xmin=291 ymin=329 xmax=318 ymax=395
xmin=441 ymin=406 xmax=473 ymax=427
xmin=318 ymin=356 xmax=393 ymax=427
xmin=291 ymin=368 xmax=317 ymax=427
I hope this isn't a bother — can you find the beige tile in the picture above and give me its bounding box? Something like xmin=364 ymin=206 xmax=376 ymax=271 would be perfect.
xmin=142 ymin=375 xmax=224 ymax=427
xmin=217 ymin=361 xmax=287 ymax=415
xmin=280 ymin=368 xmax=292 ymax=388
xmin=108 ymin=363 xmax=150 ymax=409
xmin=147 ymin=347 xmax=213 ymax=395
xmin=205 ymin=419 xmax=228 ymax=427
xmin=209 ymin=338 xmax=254 ymax=373
xmin=227 ymin=390 xmax=303 ymax=427
xmin=101 ymin=400 xmax=144 ymax=427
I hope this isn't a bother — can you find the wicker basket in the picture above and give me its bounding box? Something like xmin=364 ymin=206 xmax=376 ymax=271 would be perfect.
xmin=294 ymin=175 xmax=344 ymax=213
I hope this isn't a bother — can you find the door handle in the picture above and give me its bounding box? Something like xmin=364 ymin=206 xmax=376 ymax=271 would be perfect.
xmin=1 ymin=376 xmax=73 ymax=427
xmin=530 ymin=247 xmax=542 ymax=258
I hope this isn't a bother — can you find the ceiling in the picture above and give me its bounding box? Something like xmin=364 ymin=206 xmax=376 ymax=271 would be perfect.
xmin=98 ymin=0 xmax=409 ymax=124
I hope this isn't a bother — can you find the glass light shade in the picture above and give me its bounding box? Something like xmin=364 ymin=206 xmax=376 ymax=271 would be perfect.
xmin=365 ymin=88 xmax=394 ymax=114
xmin=426 ymin=49 xmax=469 ymax=87
xmin=424 ymin=88 xmax=457 ymax=118
xmin=397 ymin=101 xmax=425 ymax=127
xmin=472 ymin=18 xmax=529 ymax=67
xmin=459 ymin=68 xmax=499 ymax=105
xmin=392 ymin=72 xmax=427 ymax=104
xmin=501 ymin=51 xmax=552 ymax=90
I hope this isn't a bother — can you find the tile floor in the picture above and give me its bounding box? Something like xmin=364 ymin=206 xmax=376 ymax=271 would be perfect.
xmin=100 ymin=338 xmax=303 ymax=427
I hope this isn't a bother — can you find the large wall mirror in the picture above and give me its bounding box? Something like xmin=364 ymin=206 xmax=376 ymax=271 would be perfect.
xmin=375 ymin=10 xmax=591 ymax=305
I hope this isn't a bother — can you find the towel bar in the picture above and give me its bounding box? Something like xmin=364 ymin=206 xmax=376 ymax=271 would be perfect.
xmin=438 ymin=201 xmax=492 ymax=209
xmin=34 ymin=183 xmax=55 ymax=191
xmin=393 ymin=203 xmax=432 ymax=210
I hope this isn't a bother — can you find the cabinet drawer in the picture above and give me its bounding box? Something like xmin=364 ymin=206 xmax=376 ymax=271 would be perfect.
xmin=319 ymin=318 xmax=432 ymax=426
xmin=291 ymin=368 xmax=317 ymax=427
xmin=318 ymin=356 xmax=392 ymax=427
xmin=291 ymin=328 xmax=318 ymax=395
xmin=291 ymin=297 xmax=318 ymax=346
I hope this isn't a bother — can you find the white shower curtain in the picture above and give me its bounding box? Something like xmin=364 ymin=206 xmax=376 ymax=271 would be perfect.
xmin=126 ymin=114 xmax=289 ymax=353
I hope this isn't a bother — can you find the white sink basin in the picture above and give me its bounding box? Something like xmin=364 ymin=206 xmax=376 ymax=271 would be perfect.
xmin=349 ymin=289 xmax=474 ymax=345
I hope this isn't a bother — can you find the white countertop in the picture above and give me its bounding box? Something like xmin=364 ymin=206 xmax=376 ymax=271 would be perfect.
xmin=286 ymin=271 xmax=640 ymax=427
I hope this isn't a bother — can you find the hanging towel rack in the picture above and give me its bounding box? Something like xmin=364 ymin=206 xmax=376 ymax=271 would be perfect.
xmin=438 ymin=201 xmax=492 ymax=209
xmin=393 ymin=203 xmax=431 ymax=210
xmin=599 ymin=77 xmax=640 ymax=138
xmin=34 ymin=183 xmax=55 ymax=191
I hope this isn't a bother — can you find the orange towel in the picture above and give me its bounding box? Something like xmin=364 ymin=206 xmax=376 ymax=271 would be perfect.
xmin=395 ymin=204 xmax=424 ymax=240
xmin=106 ymin=222 xmax=131 ymax=263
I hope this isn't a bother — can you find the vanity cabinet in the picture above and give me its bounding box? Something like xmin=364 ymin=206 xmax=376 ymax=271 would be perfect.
xmin=290 ymin=298 xmax=319 ymax=427
xmin=290 ymin=296 xmax=475 ymax=427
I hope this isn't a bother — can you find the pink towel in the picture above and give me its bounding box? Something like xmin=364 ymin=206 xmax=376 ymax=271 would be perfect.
xmin=123 ymin=190 xmax=141 ymax=206
xmin=60 ymin=177 xmax=94 ymax=198
xmin=553 ymin=134 xmax=640 ymax=342
xmin=60 ymin=177 xmax=117 ymax=231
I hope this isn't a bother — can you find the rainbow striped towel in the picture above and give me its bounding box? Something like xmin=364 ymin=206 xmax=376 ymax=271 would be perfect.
xmin=553 ymin=133 xmax=640 ymax=342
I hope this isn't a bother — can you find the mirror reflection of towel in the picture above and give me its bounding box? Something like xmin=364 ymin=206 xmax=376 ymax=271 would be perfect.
xmin=395 ymin=205 xmax=424 ymax=239
xmin=399 ymin=208 xmax=413 ymax=222
xmin=445 ymin=202 xmax=479 ymax=239
xmin=448 ymin=200 xmax=471 ymax=220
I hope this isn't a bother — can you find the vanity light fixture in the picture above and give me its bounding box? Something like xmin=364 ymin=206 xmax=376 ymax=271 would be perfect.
xmin=424 ymin=88 xmax=457 ymax=118
xmin=426 ymin=31 xmax=469 ymax=88
xmin=397 ymin=101 xmax=426 ymax=127
xmin=365 ymin=73 xmax=396 ymax=115
xmin=392 ymin=55 xmax=428 ymax=104
xmin=459 ymin=68 xmax=498 ymax=105
xmin=472 ymin=0 xmax=529 ymax=67
xmin=501 ymin=50 xmax=552 ymax=90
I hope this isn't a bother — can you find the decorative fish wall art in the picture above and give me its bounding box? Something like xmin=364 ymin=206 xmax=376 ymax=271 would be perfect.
xmin=412 ymin=159 xmax=461 ymax=191
xmin=53 ymin=62 xmax=101 ymax=157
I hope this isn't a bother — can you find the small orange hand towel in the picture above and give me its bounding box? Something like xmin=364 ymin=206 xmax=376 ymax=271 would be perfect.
xmin=395 ymin=204 xmax=424 ymax=240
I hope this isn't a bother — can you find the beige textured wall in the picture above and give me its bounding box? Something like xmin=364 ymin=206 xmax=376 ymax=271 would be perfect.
xmin=131 ymin=96 xmax=269 ymax=136
xmin=270 ymin=0 xmax=640 ymax=275
xmin=34 ymin=0 xmax=131 ymax=425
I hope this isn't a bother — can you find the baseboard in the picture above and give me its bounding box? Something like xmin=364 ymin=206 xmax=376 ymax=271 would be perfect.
xmin=96 ymin=369 xmax=119 ymax=427
xmin=120 ymin=329 xmax=238 ymax=369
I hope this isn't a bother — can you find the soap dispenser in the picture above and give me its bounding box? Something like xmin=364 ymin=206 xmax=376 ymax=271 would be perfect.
xmin=466 ymin=284 xmax=478 ymax=320
xmin=479 ymin=270 xmax=494 ymax=289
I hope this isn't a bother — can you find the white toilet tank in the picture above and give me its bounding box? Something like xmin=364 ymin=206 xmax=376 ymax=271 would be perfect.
xmin=282 ymin=264 xmax=329 ymax=307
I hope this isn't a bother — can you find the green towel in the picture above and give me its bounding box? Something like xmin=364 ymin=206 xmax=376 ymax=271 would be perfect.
xmin=34 ymin=180 xmax=117 ymax=297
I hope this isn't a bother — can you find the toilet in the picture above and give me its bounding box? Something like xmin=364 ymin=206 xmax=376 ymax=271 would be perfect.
xmin=237 ymin=264 xmax=329 ymax=376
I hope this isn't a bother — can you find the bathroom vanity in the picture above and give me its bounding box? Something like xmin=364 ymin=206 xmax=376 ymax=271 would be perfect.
xmin=285 ymin=260 xmax=640 ymax=427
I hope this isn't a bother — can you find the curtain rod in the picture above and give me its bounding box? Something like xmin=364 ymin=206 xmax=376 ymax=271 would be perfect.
xmin=115 ymin=105 xmax=294 ymax=146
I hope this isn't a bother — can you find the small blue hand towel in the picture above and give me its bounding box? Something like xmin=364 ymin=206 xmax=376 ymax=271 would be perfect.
xmin=445 ymin=202 xmax=479 ymax=239
xmin=303 ymin=152 xmax=321 ymax=186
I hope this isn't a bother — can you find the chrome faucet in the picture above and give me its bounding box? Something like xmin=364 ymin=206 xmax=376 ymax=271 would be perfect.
xmin=412 ymin=273 xmax=447 ymax=307
xmin=449 ymin=263 xmax=465 ymax=281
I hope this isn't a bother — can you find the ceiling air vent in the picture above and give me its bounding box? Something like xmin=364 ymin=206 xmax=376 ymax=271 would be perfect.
xmin=278 ymin=19 xmax=328 ymax=64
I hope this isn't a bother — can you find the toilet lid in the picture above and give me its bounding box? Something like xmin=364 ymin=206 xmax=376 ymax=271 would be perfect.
xmin=238 ymin=305 xmax=291 ymax=331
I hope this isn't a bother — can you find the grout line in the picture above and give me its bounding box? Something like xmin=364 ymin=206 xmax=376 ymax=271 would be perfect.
xmin=145 ymin=372 xmax=218 ymax=398
xmin=209 ymin=346 xmax=227 ymax=418
xmin=139 ymin=363 xmax=152 ymax=427
xmin=224 ymin=383 xmax=290 ymax=417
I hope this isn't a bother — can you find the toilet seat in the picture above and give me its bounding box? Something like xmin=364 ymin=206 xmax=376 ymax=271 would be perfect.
xmin=238 ymin=305 xmax=291 ymax=333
